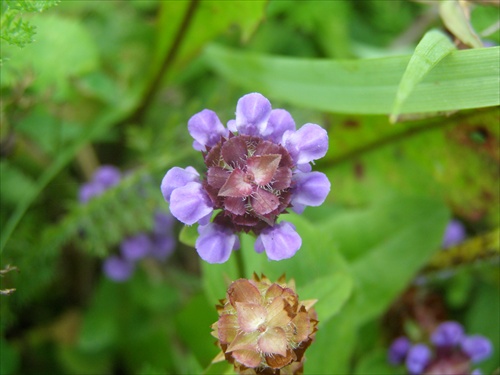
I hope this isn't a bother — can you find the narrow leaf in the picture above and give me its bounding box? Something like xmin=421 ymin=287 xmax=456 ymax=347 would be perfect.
xmin=390 ymin=29 xmax=456 ymax=123
xmin=440 ymin=0 xmax=483 ymax=48
xmin=204 ymin=44 xmax=500 ymax=115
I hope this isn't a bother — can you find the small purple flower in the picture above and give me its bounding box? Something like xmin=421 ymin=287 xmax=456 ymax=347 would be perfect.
xmin=406 ymin=344 xmax=432 ymax=375
xmin=92 ymin=165 xmax=121 ymax=189
xmin=388 ymin=336 xmax=411 ymax=365
xmin=121 ymin=234 xmax=152 ymax=261
xmin=461 ymin=335 xmax=493 ymax=363
xmin=442 ymin=219 xmax=466 ymax=248
xmin=471 ymin=369 xmax=483 ymax=375
xmin=78 ymin=165 xmax=122 ymax=204
xmin=431 ymin=321 xmax=465 ymax=348
xmin=103 ymin=256 xmax=135 ymax=282
xmin=161 ymin=93 xmax=330 ymax=263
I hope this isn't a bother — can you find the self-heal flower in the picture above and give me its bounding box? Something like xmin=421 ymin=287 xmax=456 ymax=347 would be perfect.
xmin=211 ymin=274 xmax=318 ymax=374
xmin=161 ymin=93 xmax=330 ymax=263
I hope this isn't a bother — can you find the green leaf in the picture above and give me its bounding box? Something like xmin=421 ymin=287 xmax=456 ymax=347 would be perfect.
xmin=354 ymin=349 xmax=401 ymax=375
xmin=204 ymin=44 xmax=500 ymax=115
xmin=390 ymin=29 xmax=456 ymax=123
xmin=341 ymin=195 xmax=449 ymax=323
xmin=440 ymin=0 xmax=483 ymax=48
xmin=179 ymin=224 xmax=198 ymax=248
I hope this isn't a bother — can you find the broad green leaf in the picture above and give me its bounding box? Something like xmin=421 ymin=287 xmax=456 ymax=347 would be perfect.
xmin=440 ymin=0 xmax=483 ymax=48
xmin=174 ymin=293 xmax=220 ymax=368
xmin=390 ymin=29 xmax=455 ymax=122
xmin=345 ymin=195 xmax=449 ymax=323
xmin=354 ymin=349 xmax=401 ymax=375
xmin=0 ymin=337 xmax=20 ymax=375
xmin=201 ymin=253 xmax=240 ymax=305
xmin=179 ymin=224 xmax=198 ymax=248
xmin=204 ymin=44 xmax=500 ymax=115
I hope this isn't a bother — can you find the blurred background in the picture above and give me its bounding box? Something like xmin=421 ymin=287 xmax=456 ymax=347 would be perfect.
xmin=1 ymin=1 xmax=499 ymax=374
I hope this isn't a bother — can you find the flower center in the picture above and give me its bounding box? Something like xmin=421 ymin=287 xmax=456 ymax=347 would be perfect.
xmin=202 ymin=134 xmax=294 ymax=234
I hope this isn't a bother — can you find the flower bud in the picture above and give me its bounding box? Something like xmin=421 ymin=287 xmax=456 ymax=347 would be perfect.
xmin=211 ymin=274 xmax=318 ymax=374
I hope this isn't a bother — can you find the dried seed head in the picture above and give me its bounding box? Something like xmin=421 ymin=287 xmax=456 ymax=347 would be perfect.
xmin=211 ymin=274 xmax=318 ymax=374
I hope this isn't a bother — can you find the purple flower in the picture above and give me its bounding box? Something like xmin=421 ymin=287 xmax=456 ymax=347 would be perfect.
xmin=93 ymin=165 xmax=121 ymax=188
xmin=388 ymin=336 xmax=411 ymax=365
xmin=121 ymin=234 xmax=152 ymax=261
xmin=431 ymin=321 xmax=465 ymax=348
xmin=161 ymin=93 xmax=330 ymax=263
xmin=461 ymin=335 xmax=493 ymax=363
xmin=78 ymin=165 xmax=122 ymax=204
xmin=103 ymin=256 xmax=135 ymax=282
xmin=471 ymin=369 xmax=483 ymax=375
xmin=406 ymin=344 xmax=432 ymax=375
xmin=442 ymin=219 xmax=466 ymax=248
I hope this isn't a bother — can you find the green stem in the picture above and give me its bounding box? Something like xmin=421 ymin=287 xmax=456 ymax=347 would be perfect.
xmin=234 ymin=239 xmax=246 ymax=279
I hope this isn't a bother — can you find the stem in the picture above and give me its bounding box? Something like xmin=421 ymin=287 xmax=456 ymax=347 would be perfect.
xmin=234 ymin=240 xmax=246 ymax=279
xmin=125 ymin=0 xmax=200 ymax=125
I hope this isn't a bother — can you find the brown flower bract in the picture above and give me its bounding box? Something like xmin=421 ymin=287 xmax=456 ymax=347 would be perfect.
xmin=211 ymin=274 xmax=318 ymax=375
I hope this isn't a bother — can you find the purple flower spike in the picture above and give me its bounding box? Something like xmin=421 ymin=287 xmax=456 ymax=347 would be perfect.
xmin=161 ymin=166 xmax=200 ymax=203
xmin=188 ymin=109 xmax=229 ymax=151
xmin=103 ymin=256 xmax=134 ymax=282
xmin=121 ymin=234 xmax=152 ymax=261
xmin=153 ymin=210 xmax=175 ymax=236
xmin=255 ymin=221 xmax=302 ymax=261
xmin=442 ymin=219 xmax=466 ymax=248
xmin=234 ymin=93 xmax=272 ymax=136
xmin=169 ymin=182 xmax=213 ymax=225
xmin=196 ymin=223 xmax=239 ymax=263
xmin=160 ymin=93 xmax=330 ymax=263
xmin=388 ymin=336 xmax=411 ymax=365
xmin=431 ymin=321 xmax=465 ymax=347
xmin=283 ymin=123 xmax=328 ymax=165
xmin=406 ymin=344 xmax=432 ymax=375
xmin=291 ymin=171 xmax=331 ymax=210
xmin=262 ymin=109 xmax=296 ymax=143
xmin=93 ymin=165 xmax=121 ymax=188
xmin=461 ymin=335 xmax=493 ymax=363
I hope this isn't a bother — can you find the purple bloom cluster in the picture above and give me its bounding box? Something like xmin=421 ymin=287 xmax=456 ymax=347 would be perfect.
xmin=442 ymin=219 xmax=466 ymax=249
xmin=161 ymin=93 xmax=330 ymax=263
xmin=79 ymin=165 xmax=121 ymax=203
xmin=78 ymin=166 xmax=176 ymax=282
xmin=388 ymin=321 xmax=492 ymax=375
xmin=103 ymin=210 xmax=176 ymax=282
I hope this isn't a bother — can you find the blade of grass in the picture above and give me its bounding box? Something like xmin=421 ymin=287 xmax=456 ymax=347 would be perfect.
xmin=390 ymin=29 xmax=456 ymax=123
xmin=204 ymin=44 xmax=500 ymax=115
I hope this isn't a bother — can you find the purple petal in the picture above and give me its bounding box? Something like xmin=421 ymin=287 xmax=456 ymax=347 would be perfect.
xmin=261 ymin=109 xmax=296 ymax=143
xmin=388 ymin=336 xmax=411 ymax=365
xmin=169 ymin=181 xmax=213 ymax=225
xmin=161 ymin=166 xmax=199 ymax=203
xmin=431 ymin=321 xmax=464 ymax=347
xmin=471 ymin=369 xmax=483 ymax=375
xmin=291 ymin=171 xmax=330 ymax=208
xmin=121 ymin=234 xmax=152 ymax=261
xmin=442 ymin=219 xmax=466 ymax=248
xmin=196 ymin=223 xmax=237 ymax=263
xmin=235 ymin=93 xmax=272 ymax=136
xmin=153 ymin=210 xmax=176 ymax=236
xmin=79 ymin=182 xmax=104 ymax=204
xmin=103 ymin=255 xmax=134 ymax=282
xmin=405 ymin=344 xmax=431 ymax=375
xmin=150 ymin=235 xmax=175 ymax=261
xmin=461 ymin=335 xmax=492 ymax=363
xmin=93 ymin=165 xmax=121 ymax=188
xmin=284 ymin=123 xmax=328 ymax=165
xmin=254 ymin=235 xmax=265 ymax=253
xmin=256 ymin=221 xmax=302 ymax=260
xmin=188 ymin=109 xmax=228 ymax=151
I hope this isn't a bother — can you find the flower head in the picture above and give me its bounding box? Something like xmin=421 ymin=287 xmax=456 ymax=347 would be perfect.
xmin=211 ymin=274 xmax=318 ymax=374
xmin=442 ymin=219 xmax=466 ymax=248
xmin=78 ymin=165 xmax=121 ymax=203
xmin=161 ymin=93 xmax=330 ymax=263
xmin=388 ymin=321 xmax=493 ymax=375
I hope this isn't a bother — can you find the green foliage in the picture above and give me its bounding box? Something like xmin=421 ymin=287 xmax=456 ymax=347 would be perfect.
xmin=1 ymin=1 xmax=498 ymax=374
xmin=0 ymin=0 xmax=59 ymax=48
